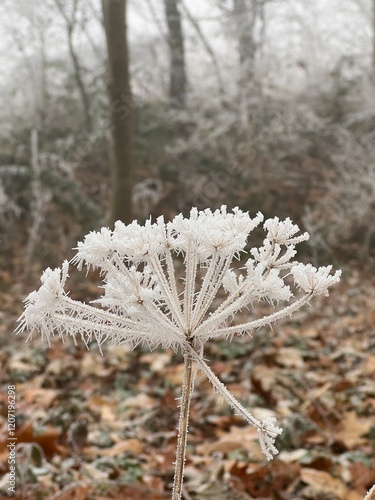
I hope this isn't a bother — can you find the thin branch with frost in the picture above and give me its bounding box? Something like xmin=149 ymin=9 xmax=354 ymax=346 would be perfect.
xmin=188 ymin=346 xmax=282 ymax=460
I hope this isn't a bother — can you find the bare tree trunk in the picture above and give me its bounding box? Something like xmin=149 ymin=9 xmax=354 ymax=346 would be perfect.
xmin=12 ymin=29 xmax=49 ymax=131
xmin=233 ymin=0 xmax=258 ymax=128
xmin=102 ymin=0 xmax=134 ymax=225
xmin=38 ymin=30 xmax=50 ymax=130
xmin=25 ymin=130 xmax=51 ymax=268
xmin=54 ymin=0 xmax=92 ymax=130
xmin=67 ymin=27 xmax=92 ymax=130
xmin=164 ymin=0 xmax=187 ymax=108
xmin=234 ymin=0 xmax=257 ymax=81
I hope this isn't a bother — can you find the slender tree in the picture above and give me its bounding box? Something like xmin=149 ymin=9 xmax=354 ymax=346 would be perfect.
xmin=102 ymin=0 xmax=134 ymax=225
xmin=233 ymin=0 xmax=259 ymax=128
xmin=164 ymin=0 xmax=187 ymax=108
xmin=234 ymin=0 xmax=257 ymax=82
xmin=5 ymin=2 xmax=51 ymax=131
xmin=181 ymin=0 xmax=224 ymax=94
xmin=54 ymin=0 xmax=93 ymax=130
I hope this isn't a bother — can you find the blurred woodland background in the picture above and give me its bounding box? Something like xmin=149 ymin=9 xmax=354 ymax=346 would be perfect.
xmin=0 ymin=0 xmax=375 ymax=273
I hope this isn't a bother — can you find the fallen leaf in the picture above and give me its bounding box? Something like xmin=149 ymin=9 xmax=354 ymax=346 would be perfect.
xmin=300 ymin=467 xmax=348 ymax=499
xmin=0 ymin=422 xmax=63 ymax=458
xmin=335 ymin=412 xmax=372 ymax=448
xmin=140 ymin=352 xmax=172 ymax=372
xmin=80 ymin=352 xmax=112 ymax=377
xmin=85 ymin=438 xmax=143 ymax=457
xmin=55 ymin=483 xmax=93 ymax=500
xmin=197 ymin=426 xmax=262 ymax=459
xmin=122 ymin=393 xmax=156 ymax=409
xmin=88 ymin=395 xmax=118 ymax=422
xmin=349 ymin=462 xmax=375 ymax=495
xmin=277 ymin=347 xmax=304 ymax=368
xmin=251 ymin=364 xmax=277 ymax=404
xmin=162 ymin=363 xmax=185 ymax=385
xmin=251 ymin=364 xmax=277 ymax=392
xmin=365 ymin=355 xmax=375 ymax=375
xmin=230 ymin=460 xmax=300 ymax=497
xmin=23 ymin=388 xmax=59 ymax=408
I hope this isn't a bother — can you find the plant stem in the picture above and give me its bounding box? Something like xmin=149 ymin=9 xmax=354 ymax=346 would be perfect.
xmin=172 ymin=351 xmax=195 ymax=500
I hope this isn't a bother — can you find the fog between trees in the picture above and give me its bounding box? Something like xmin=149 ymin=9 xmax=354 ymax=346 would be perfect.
xmin=0 ymin=0 xmax=374 ymax=267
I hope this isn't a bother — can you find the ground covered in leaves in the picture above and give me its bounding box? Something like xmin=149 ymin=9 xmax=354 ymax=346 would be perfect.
xmin=0 ymin=261 xmax=374 ymax=499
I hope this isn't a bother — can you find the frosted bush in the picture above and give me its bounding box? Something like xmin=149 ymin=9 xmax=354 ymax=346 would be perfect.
xmin=17 ymin=206 xmax=341 ymax=499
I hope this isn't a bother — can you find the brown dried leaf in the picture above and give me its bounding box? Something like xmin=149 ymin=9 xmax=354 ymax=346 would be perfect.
xmin=300 ymin=467 xmax=348 ymax=499
xmin=23 ymin=388 xmax=59 ymax=408
xmin=0 ymin=422 xmax=64 ymax=458
xmin=123 ymin=393 xmax=156 ymax=409
xmin=230 ymin=460 xmax=300 ymax=497
xmin=335 ymin=412 xmax=372 ymax=448
xmin=85 ymin=438 xmax=143 ymax=457
xmin=349 ymin=462 xmax=375 ymax=495
xmin=87 ymin=395 xmax=118 ymax=422
xmin=55 ymin=483 xmax=93 ymax=500
xmin=365 ymin=355 xmax=375 ymax=375
xmin=277 ymin=347 xmax=304 ymax=368
xmin=197 ymin=426 xmax=263 ymax=460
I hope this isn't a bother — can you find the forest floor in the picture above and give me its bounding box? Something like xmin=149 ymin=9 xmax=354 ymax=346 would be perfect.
xmin=0 ymin=257 xmax=374 ymax=499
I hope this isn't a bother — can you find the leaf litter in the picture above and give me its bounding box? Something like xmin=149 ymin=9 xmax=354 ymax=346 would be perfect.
xmin=0 ymin=264 xmax=374 ymax=499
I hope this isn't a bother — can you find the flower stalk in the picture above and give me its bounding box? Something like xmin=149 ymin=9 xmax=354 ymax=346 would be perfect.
xmin=172 ymin=351 xmax=196 ymax=500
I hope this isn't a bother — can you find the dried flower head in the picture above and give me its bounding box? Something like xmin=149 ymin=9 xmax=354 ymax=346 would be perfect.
xmin=17 ymin=206 xmax=341 ymax=461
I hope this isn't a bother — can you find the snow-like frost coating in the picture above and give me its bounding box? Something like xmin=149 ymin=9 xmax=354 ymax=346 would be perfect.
xmin=17 ymin=206 xmax=341 ymax=460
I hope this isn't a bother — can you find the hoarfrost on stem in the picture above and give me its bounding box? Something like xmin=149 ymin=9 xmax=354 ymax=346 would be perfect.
xmin=16 ymin=206 xmax=341 ymax=460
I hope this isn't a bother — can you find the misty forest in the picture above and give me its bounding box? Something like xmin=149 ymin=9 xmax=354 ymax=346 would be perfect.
xmin=0 ymin=0 xmax=374 ymax=499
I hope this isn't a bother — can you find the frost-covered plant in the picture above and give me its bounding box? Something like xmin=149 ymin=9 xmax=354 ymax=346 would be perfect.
xmin=16 ymin=206 xmax=341 ymax=499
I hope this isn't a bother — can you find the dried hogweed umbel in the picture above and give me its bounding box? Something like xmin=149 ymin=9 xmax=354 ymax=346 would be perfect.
xmin=17 ymin=206 xmax=341 ymax=497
